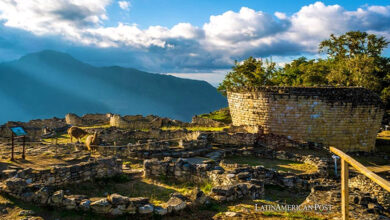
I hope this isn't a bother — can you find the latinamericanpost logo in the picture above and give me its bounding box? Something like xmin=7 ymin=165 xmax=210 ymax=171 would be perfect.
xmin=255 ymin=204 xmax=333 ymax=213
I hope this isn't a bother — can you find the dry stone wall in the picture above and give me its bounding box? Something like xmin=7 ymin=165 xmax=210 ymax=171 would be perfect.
xmin=227 ymin=87 xmax=384 ymax=152
xmin=65 ymin=113 xmax=111 ymax=126
xmin=0 ymin=157 xmax=122 ymax=186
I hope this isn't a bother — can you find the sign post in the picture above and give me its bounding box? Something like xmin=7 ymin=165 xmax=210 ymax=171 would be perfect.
xmin=11 ymin=132 xmax=14 ymax=161
xmin=22 ymin=135 xmax=26 ymax=159
xmin=9 ymin=126 xmax=28 ymax=161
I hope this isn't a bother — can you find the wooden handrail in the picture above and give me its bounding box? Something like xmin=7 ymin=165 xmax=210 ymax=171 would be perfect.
xmin=330 ymin=147 xmax=390 ymax=220
xmin=330 ymin=147 xmax=390 ymax=192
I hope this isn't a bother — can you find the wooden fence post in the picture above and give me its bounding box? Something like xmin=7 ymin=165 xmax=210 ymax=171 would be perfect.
xmin=341 ymin=159 xmax=349 ymax=220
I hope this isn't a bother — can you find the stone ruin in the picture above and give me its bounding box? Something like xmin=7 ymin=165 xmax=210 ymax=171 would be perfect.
xmin=228 ymin=87 xmax=384 ymax=152
xmin=0 ymin=108 xmax=388 ymax=219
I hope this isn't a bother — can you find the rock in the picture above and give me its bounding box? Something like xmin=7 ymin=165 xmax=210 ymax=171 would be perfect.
xmin=50 ymin=190 xmax=64 ymax=206
xmin=1 ymin=169 xmax=17 ymax=178
xmin=79 ymin=199 xmax=91 ymax=211
xmin=170 ymin=193 xmax=189 ymax=202
xmin=33 ymin=187 xmax=51 ymax=204
xmin=237 ymin=172 xmax=250 ymax=180
xmin=21 ymin=192 xmax=34 ymax=202
xmin=139 ymin=204 xmax=154 ymax=214
xmin=19 ymin=210 xmax=35 ymax=216
xmin=90 ymin=198 xmax=112 ymax=213
xmin=226 ymin=174 xmax=235 ymax=179
xmin=212 ymin=185 xmax=234 ymax=196
xmin=193 ymin=189 xmax=208 ymax=205
xmin=128 ymin=197 xmax=149 ymax=207
xmin=4 ymin=177 xmax=27 ymax=192
xmin=107 ymin=193 xmax=129 ymax=205
xmin=63 ymin=196 xmax=77 ymax=209
xmin=166 ymin=196 xmax=186 ymax=212
xmin=225 ymin=211 xmax=239 ymax=217
xmin=154 ymin=206 xmax=168 ymax=215
xmin=126 ymin=204 xmax=137 ymax=214
xmin=110 ymin=206 xmax=124 ymax=216
xmin=282 ymin=176 xmax=295 ymax=188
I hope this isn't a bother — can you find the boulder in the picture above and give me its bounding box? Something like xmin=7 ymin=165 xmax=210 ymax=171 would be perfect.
xmin=139 ymin=204 xmax=154 ymax=214
xmin=79 ymin=199 xmax=91 ymax=211
xmin=166 ymin=196 xmax=186 ymax=212
xmin=192 ymin=188 xmax=208 ymax=205
xmin=63 ymin=196 xmax=77 ymax=210
xmin=107 ymin=193 xmax=129 ymax=205
xmin=90 ymin=198 xmax=112 ymax=214
xmin=154 ymin=206 xmax=168 ymax=215
xmin=33 ymin=187 xmax=51 ymax=204
xmin=50 ymin=190 xmax=64 ymax=206
xmin=128 ymin=197 xmax=149 ymax=207
xmin=4 ymin=177 xmax=27 ymax=193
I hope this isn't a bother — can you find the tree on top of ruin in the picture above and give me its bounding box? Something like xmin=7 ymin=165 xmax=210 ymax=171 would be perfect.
xmin=217 ymin=57 xmax=277 ymax=95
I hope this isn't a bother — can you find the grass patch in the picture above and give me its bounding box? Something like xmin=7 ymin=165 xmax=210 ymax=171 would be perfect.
xmin=42 ymin=133 xmax=88 ymax=145
xmin=377 ymin=130 xmax=390 ymax=153
xmin=199 ymin=180 xmax=214 ymax=194
xmin=161 ymin=126 xmax=229 ymax=132
xmin=63 ymin=175 xmax=207 ymax=205
xmin=264 ymin=185 xmax=310 ymax=204
xmin=197 ymin=107 xmax=232 ymax=124
xmin=79 ymin=124 xmax=112 ymax=129
xmin=262 ymin=211 xmax=322 ymax=220
xmin=123 ymin=159 xmax=143 ymax=169
xmin=223 ymin=156 xmax=317 ymax=174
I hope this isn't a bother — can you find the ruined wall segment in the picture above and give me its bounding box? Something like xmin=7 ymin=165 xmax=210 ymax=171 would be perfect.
xmin=227 ymin=87 xmax=384 ymax=152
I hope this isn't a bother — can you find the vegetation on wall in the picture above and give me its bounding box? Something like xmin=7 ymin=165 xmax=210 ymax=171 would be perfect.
xmin=197 ymin=107 xmax=232 ymax=124
xmin=218 ymin=31 xmax=390 ymax=109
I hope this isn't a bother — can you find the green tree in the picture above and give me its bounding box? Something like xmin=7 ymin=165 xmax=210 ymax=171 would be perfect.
xmin=217 ymin=57 xmax=276 ymax=95
xmin=319 ymin=31 xmax=389 ymax=59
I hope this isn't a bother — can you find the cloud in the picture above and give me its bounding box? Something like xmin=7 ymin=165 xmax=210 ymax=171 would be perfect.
xmin=118 ymin=1 xmax=131 ymax=11
xmin=0 ymin=1 xmax=389 ymax=77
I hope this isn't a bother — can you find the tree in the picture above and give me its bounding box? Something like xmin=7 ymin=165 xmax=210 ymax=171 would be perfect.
xmin=218 ymin=31 xmax=390 ymax=108
xmin=319 ymin=31 xmax=389 ymax=96
xmin=217 ymin=57 xmax=276 ymax=95
xmin=319 ymin=31 xmax=389 ymax=59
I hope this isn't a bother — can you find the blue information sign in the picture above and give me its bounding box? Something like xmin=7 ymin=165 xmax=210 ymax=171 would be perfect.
xmin=10 ymin=127 xmax=27 ymax=136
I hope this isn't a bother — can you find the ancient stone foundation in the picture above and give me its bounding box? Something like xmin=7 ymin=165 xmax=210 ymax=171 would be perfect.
xmin=0 ymin=157 xmax=122 ymax=185
xmin=227 ymin=87 xmax=384 ymax=152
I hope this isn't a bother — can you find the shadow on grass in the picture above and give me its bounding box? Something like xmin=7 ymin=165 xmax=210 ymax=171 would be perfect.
xmin=63 ymin=175 xmax=178 ymax=204
xmin=223 ymin=156 xmax=317 ymax=174
xmin=264 ymin=185 xmax=310 ymax=205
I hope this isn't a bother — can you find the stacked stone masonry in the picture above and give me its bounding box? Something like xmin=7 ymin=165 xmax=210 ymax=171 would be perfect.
xmin=227 ymin=87 xmax=384 ymax=152
xmin=0 ymin=157 xmax=122 ymax=185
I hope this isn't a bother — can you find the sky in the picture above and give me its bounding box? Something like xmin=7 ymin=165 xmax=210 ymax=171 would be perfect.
xmin=0 ymin=0 xmax=390 ymax=86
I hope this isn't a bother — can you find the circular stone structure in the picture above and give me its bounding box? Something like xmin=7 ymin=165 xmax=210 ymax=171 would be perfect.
xmin=227 ymin=87 xmax=384 ymax=152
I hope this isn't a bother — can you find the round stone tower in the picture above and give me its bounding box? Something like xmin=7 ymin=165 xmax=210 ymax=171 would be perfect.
xmin=227 ymin=87 xmax=384 ymax=152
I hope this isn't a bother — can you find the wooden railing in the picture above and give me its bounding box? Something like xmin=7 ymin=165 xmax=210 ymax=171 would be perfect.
xmin=329 ymin=147 xmax=390 ymax=220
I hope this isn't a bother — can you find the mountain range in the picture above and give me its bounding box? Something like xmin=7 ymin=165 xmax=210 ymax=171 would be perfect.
xmin=0 ymin=50 xmax=227 ymax=124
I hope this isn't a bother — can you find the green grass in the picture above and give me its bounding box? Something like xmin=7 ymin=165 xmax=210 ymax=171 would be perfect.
xmin=197 ymin=107 xmax=232 ymax=124
xmin=376 ymin=130 xmax=390 ymax=153
xmin=63 ymin=175 xmax=210 ymax=205
xmin=79 ymin=124 xmax=112 ymax=129
xmin=223 ymin=156 xmax=318 ymax=174
xmin=264 ymin=185 xmax=310 ymax=204
xmin=161 ymin=126 xmax=229 ymax=131
xmin=262 ymin=211 xmax=323 ymax=220
xmin=199 ymin=180 xmax=214 ymax=194
xmin=42 ymin=133 xmax=89 ymax=144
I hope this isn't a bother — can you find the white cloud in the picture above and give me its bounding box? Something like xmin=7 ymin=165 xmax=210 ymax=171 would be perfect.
xmin=203 ymin=7 xmax=289 ymax=51
xmin=0 ymin=0 xmax=111 ymax=45
xmin=167 ymin=70 xmax=230 ymax=87
xmin=118 ymin=1 xmax=131 ymax=11
xmin=0 ymin=1 xmax=389 ymax=72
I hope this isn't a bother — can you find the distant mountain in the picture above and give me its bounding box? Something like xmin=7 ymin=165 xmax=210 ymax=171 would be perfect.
xmin=0 ymin=50 xmax=227 ymax=123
